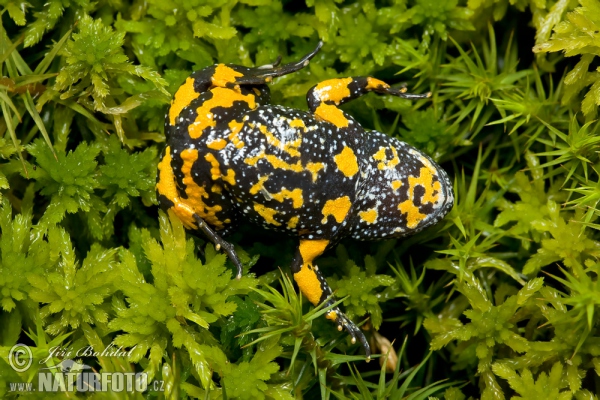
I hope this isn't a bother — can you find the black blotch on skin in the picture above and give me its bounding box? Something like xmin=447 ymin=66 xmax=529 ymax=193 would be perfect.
xmin=420 ymin=202 xmax=434 ymax=217
xmin=413 ymin=185 xmax=425 ymax=207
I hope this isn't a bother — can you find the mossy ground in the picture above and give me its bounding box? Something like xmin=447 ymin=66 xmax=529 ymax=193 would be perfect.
xmin=2 ymin=0 xmax=600 ymax=398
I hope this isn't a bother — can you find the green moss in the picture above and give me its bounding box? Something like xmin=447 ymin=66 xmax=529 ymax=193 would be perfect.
xmin=329 ymin=252 xmax=395 ymax=329
xmin=534 ymin=0 xmax=600 ymax=118
xmin=3 ymin=0 xmax=600 ymax=398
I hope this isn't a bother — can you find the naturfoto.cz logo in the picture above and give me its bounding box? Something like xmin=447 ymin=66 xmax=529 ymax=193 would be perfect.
xmin=7 ymin=344 xmax=164 ymax=393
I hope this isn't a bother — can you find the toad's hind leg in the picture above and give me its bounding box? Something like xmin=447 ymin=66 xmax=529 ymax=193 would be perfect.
xmin=290 ymin=239 xmax=370 ymax=359
xmin=307 ymin=77 xmax=430 ymax=128
xmin=156 ymin=147 xmax=244 ymax=279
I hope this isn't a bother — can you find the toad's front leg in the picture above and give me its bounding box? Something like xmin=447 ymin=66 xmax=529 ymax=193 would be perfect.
xmin=307 ymin=76 xmax=430 ymax=128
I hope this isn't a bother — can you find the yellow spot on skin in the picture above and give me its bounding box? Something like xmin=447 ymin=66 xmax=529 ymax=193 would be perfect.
xmin=299 ymin=239 xmax=330 ymax=264
xmin=287 ymin=216 xmax=299 ymax=229
xmin=245 ymin=153 xmax=324 ymax=182
xmin=180 ymin=149 xmax=225 ymax=229
xmin=326 ymin=311 xmax=337 ymax=321
xmin=211 ymin=184 xmax=222 ymax=194
xmin=211 ymin=64 xmax=243 ymax=87
xmin=373 ymin=147 xmax=386 ymax=163
xmin=321 ymin=196 xmax=352 ymax=224
xmin=258 ymin=125 xmax=302 ymax=157
xmin=334 ymin=146 xmax=359 ymax=177
xmin=372 ymin=146 xmax=400 ymax=170
xmin=156 ymin=147 xmax=197 ymax=229
xmin=189 ymin=87 xmax=256 ymax=139
xmin=253 ymin=203 xmax=281 ymax=226
xmin=250 ymin=176 xmax=269 ymax=195
xmin=223 ymin=169 xmax=236 ymax=185
xmin=155 ymin=148 xmax=225 ymax=230
xmin=294 ymin=265 xmax=322 ymax=305
xmin=398 ymin=165 xmax=441 ymax=228
xmin=204 ymin=153 xmax=236 ymax=186
xmin=407 ymin=167 xmax=440 ymax=206
xmin=245 ymin=153 xmax=302 ymax=171
xmin=204 ymin=153 xmax=221 ymax=181
xmin=359 ymin=208 xmax=378 ymax=224
xmin=416 ymin=157 xmax=442 ymax=205
xmin=228 ymin=120 xmax=245 ymax=148
xmin=391 ymin=180 xmax=402 ymax=191
xmin=398 ymin=200 xmax=426 ymax=229
xmin=271 ymin=188 xmax=304 ymax=208
xmin=422 ymin=179 xmax=441 ymax=204
xmin=314 ymin=78 xmax=352 ymax=104
xmin=252 ymin=88 xmax=261 ymax=96
xmin=315 ymin=103 xmax=349 ymax=128
xmin=294 ymin=239 xmax=330 ymax=305
xmin=306 ymin=162 xmax=324 ymax=182
xmin=207 ymin=138 xmax=227 ymax=150
xmin=169 ymin=78 xmax=200 ymax=126
xmin=366 ymin=77 xmax=390 ymax=90
xmin=289 ymin=118 xmax=306 ymax=128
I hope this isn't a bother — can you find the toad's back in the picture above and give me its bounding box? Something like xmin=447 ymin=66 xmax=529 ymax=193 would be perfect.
xmin=165 ymin=85 xmax=367 ymax=240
